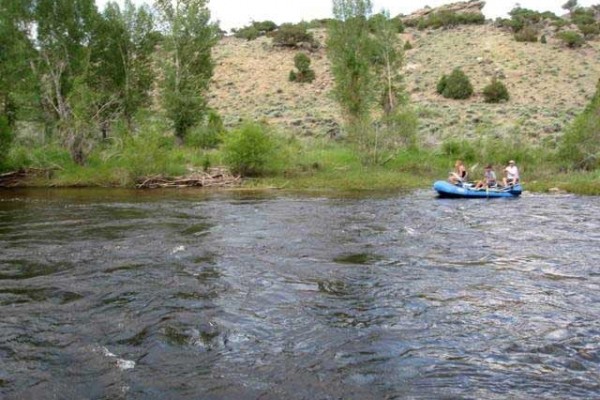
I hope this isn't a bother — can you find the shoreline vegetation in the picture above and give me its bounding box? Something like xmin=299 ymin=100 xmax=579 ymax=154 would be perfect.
xmin=1 ymin=1 xmax=598 ymax=196
xmin=1 ymin=139 xmax=598 ymax=195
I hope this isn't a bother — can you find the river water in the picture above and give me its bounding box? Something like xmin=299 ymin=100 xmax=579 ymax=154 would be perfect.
xmin=0 ymin=188 xmax=599 ymax=399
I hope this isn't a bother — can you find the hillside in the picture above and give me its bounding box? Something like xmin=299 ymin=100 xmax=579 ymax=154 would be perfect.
xmin=208 ymin=24 xmax=600 ymax=146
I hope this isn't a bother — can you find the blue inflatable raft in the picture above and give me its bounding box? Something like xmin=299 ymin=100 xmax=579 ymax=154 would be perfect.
xmin=433 ymin=180 xmax=522 ymax=198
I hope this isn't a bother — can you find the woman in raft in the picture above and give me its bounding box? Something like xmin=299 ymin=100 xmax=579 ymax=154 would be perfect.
xmin=448 ymin=160 xmax=468 ymax=185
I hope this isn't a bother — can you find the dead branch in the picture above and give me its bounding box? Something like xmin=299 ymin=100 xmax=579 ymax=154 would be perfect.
xmin=136 ymin=167 xmax=241 ymax=189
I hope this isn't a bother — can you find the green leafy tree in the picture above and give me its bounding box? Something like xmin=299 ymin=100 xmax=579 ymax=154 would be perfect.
xmin=327 ymin=0 xmax=375 ymax=127
xmin=34 ymin=0 xmax=100 ymax=163
xmin=154 ymin=0 xmax=218 ymax=143
xmin=91 ymin=1 xmax=156 ymax=131
xmin=562 ymin=0 xmax=578 ymax=15
xmin=0 ymin=0 xmax=38 ymax=127
xmin=371 ymin=10 xmax=404 ymax=117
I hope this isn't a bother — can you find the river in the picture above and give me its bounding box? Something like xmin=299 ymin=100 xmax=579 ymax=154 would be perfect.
xmin=0 ymin=188 xmax=599 ymax=399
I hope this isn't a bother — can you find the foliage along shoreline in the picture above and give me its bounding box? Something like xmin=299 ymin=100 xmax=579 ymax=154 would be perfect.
xmin=1 ymin=1 xmax=598 ymax=196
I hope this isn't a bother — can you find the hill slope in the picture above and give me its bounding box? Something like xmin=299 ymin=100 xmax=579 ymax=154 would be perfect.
xmin=208 ymin=24 xmax=600 ymax=146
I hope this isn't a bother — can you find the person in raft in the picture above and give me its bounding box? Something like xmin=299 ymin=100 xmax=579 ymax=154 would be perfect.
xmin=448 ymin=160 xmax=467 ymax=185
xmin=475 ymin=164 xmax=497 ymax=189
xmin=502 ymin=160 xmax=520 ymax=186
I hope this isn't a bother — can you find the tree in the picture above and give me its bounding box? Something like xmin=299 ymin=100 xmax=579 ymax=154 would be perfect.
xmin=91 ymin=1 xmax=156 ymax=132
xmin=327 ymin=0 xmax=375 ymax=128
xmin=34 ymin=0 xmax=100 ymax=163
xmin=154 ymin=0 xmax=218 ymax=143
xmin=0 ymin=0 xmax=38 ymax=127
xmin=370 ymin=10 xmax=404 ymax=118
xmin=562 ymin=0 xmax=578 ymax=15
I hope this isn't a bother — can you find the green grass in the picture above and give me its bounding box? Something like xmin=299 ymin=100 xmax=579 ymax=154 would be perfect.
xmin=5 ymin=126 xmax=599 ymax=195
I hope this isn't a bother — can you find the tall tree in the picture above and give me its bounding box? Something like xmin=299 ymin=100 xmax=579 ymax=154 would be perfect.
xmin=34 ymin=0 xmax=100 ymax=163
xmin=0 ymin=0 xmax=37 ymax=127
xmin=327 ymin=0 xmax=375 ymax=127
xmin=370 ymin=11 xmax=404 ymax=118
xmin=91 ymin=0 xmax=156 ymax=132
xmin=154 ymin=0 xmax=218 ymax=143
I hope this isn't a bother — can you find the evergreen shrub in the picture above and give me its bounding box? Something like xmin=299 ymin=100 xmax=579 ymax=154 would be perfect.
xmin=273 ymin=23 xmax=315 ymax=47
xmin=289 ymin=53 xmax=315 ymax=83
xmin=558 ymin=31 xmax=585 ymax=48
xmin=514 ymin=25 xmax=538 ymax=42
xmin=483 ymin=78 xmax=510 ymax=103
xmin=437 ymin=68 xmax=473 ymax=99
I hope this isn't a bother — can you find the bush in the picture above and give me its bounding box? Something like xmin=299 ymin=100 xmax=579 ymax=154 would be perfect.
xmin=405 ymin=11 xmax=484 ymax=29
xmin=441 ymin=139 xmax=476 ymax=163
xmin=222 ymin=123 xmax=276 ymax=176
xmin=540 ymin=34 xmax=547 ymax=44
xmin=0 ymin=116 xmax=13 ymax=171
xmin=437 ymin=68 xmax=473 ymax=99
xmin=233 ymin=21 xmax=278 ymax=41
xmin=483 ymin=78 xmax=510 ymax=103
xmin=186 ymin=110 xmax=224 ymax=149
xmin=514 ymin=25 xmax=538 ymax=42
xmin=234 ymin=26 xmax=259 ymax=41
xmin=403 ymin=41 xmax=413 ymax=50
xmin=558 ymin=30 xmax=585 ymax=48
xmin=369 ymin=13 xmax=404 ymax=33
xmin=273 ymin=23 xmax=316 ymax=47
xmin=558 ymin=79 xmax=600 ymax=170
xmin=289 ymin=52 xmax=315 ymax=83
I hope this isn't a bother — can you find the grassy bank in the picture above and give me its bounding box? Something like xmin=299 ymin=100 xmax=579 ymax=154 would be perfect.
xmin=6 ymin=126 xmax=599 ymax=195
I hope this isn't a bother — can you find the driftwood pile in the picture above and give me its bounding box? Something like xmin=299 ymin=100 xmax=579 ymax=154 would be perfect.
xmin=0 ymin=168 xmax=49 ymax=187
xmin=136 ymin=167 xmax=241 ymax=189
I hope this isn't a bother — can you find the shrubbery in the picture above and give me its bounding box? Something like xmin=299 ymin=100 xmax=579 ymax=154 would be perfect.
xmin=437 ymin=68 xmax=473 ymax=99
xmin=406 ymin=11 xmax=485 ymax=30
xmin=222 ymin=123 xmax=276 ymax=176
xmin=483 ymin=78 xmax=510 ymax=103
xmin=514 ymin=25 xmax=539 ymax=42
xmin=272 ymin=23 xmax=316 ymax=47
xmin=233 ymin=20 xmax=278 ymax=41
xmin=185 ymin=110 xmax=224 ymax=149
xmin=369 ymin=13 xmax=404 ymax=33
xmin=289 ymin=53 xmax=315 ymax=83
xmin=558 ymin=31 xmax=585 ymax=48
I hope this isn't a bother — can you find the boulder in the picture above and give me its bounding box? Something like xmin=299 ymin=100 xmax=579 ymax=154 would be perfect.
xmin=400 ymin=1 xmax=486 ymax=24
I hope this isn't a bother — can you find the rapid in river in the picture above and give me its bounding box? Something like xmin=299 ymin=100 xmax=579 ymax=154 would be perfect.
xmin=1 ymin=188 xmax=599 ymax=399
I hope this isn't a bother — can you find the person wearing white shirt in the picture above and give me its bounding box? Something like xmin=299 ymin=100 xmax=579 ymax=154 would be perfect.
xmin=502 ymin=160 xmax=519 ymax=186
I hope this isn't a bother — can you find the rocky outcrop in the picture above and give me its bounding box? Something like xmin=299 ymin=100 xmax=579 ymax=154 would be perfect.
xmin=401 ymin=1 xmax=486 ymax=23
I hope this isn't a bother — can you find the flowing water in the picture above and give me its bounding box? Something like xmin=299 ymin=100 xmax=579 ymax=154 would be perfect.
xmin=0 ymin=188 xmax=599 ymax=399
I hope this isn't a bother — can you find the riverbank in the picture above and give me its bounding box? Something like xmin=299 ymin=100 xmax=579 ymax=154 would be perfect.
xmin=4 ymin=144 xmax=598 ymax=195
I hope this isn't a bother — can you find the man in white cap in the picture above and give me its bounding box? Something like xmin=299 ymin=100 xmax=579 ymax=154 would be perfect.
xmin=503 ymin=160 xmax=519 ymax=186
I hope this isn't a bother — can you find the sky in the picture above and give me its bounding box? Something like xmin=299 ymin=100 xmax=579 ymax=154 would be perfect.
xmin=96 ymin=0 xmax=599 ymax=31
